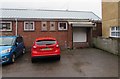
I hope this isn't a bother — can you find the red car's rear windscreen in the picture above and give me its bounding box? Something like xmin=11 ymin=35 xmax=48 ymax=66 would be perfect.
xmin=36 ymin=40 xmax=56 ymax=45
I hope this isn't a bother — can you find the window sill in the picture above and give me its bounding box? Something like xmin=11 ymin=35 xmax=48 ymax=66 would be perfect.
xmin=110 ymin=36 xmax=120 ymax=38
xmin=58 ymin=30 xmax=68 ymax=32
xmin=41 ymin=30 xmax=48 ymax=32
xmin=49 ymin=30 xmax=56 ymax=32
xmin=24 ymin=30 xmax=35 ymax=32
xmin=0 ymin=30 xmax=12 ymax=32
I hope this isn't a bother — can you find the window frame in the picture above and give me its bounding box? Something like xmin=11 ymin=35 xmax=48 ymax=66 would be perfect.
xmin=0 ymin=22 xmax=12 ymax=31
xmin=24 ymin=21 xmax=35 ymax=31
xmin=58 ymin=22 xmax=68 ymax=31
xmin=110 ymin=26 xmax=120 ymax=38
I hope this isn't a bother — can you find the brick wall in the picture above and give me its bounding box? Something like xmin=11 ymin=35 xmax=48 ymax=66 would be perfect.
xmin=92 ymin=23 xmax=102 ymax=37
xmin=1 ymin=21 xmax=72 ymax=50
xmin=1 ymin=20 xmax=102 ymax=49
xmin=102 ymin=2 xmax=119 ymax=38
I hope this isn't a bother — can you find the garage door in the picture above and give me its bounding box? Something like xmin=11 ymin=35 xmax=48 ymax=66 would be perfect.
xmin=73 ymin=28 xmax=87 ymax=42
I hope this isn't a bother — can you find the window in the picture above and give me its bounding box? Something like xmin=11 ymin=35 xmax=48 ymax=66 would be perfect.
xmin=24 ymin=21 xmax=34 ymax=31
xmin=36 ymin=40 xmax=56 ymax=45
xmin=50 ymin=22 xmax=55 ymax=31
xmin=0 ymin=22 xmax=12 ymax=31
xmin=0 ymin=37 xmax=15 ymax=46
xmin=58 ymin=22 xmax=68 ymax=30
xmin=110 ymin=26 xmax=120 ymax=38
xmin=41 ymin=22 xmax=47 ymax=31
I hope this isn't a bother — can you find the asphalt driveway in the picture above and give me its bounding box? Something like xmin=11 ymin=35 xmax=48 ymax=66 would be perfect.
xmin=2 ymin=48 xmax=118 ymax=77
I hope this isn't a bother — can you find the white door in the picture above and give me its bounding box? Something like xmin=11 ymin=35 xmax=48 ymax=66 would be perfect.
xmin=73 ymin=28 xmax=87 ymax=42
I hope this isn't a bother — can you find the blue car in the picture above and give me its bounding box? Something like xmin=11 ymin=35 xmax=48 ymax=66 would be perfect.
xmin=0 ymin=36 xmax=26 ymax=64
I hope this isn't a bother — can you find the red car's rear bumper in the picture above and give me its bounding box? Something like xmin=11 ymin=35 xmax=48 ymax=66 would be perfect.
xmin=31 ymin=50 xmax=60 ymax=58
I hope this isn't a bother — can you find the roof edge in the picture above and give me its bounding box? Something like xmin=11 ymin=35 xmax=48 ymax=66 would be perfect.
xmin=0 ymin=8 xmax=93 ymax=13
xmin=90 ymin=11 xmax=101 ymax=20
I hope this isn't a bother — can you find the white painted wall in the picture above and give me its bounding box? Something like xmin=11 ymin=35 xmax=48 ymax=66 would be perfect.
xmin=73 ymin=28 xmax=87 ymax=42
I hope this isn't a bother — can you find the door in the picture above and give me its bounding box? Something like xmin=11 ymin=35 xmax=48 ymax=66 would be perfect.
xmin=73 ymin=28 xmax=87 ymax=42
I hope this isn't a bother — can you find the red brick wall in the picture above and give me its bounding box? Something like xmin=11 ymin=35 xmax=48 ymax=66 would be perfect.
xmin=67 ymin=24 xmax=73 ymax=49
xmin=14 ymin=21 xmax=72 ymax=49
xmin=1 ymin=20 xmax=102 ymax=49
xmin=92 ymin=23 xmax=102 ymax=37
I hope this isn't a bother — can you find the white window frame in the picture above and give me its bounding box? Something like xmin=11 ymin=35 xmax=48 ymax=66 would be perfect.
xmin=58 ymin=22 xmax=68 ymax=30
xmin=41 ymin=22 xmax=48 ymax=31
xmin=24 ymin=21 xmax=35 ymax=31
xmin=0 ymin=22 xmax=12 ymax=31
xmin=110 ymin=26 xmax=120 ymax=38
xmin=50 ymin=22 xmax=56 ymax=31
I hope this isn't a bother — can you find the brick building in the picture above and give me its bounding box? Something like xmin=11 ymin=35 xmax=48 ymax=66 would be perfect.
xmin=102 ymin=0 xmax=120 ymax=38
xmin=0 ymin=9 xmax=102 ymax=49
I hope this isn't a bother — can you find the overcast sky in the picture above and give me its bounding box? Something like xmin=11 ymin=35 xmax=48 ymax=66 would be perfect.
xmin=0 ymin=0 xmax=102 ymax=18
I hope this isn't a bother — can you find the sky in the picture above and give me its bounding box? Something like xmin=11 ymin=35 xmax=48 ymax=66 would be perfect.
xmin=0 ymin=0 xmax=102 ymax=18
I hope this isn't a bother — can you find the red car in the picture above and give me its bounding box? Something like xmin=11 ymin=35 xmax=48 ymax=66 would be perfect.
xmin=31 ymin=37 xmax=61 ymax=63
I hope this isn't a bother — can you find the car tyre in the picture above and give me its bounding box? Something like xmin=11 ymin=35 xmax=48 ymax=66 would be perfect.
xmin=11 ymin=54 xmax=16 ymax=63
xmin=57 ymin=55 xmax=61 ymax=61
xmin=22 ymin=48 xmax=26 ymax=54
xmin=31 ymin=58 xmax=35 ymax=63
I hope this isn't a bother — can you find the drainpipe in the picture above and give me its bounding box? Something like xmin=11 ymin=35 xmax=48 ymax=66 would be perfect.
xmin=15 ymin=19 xmax=18 ymax=36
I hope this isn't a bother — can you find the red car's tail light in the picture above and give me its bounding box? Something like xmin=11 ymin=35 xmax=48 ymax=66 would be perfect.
xmin=33 ymin=46 xmax=37 ymax=49
xmin=56 ymin=44 xmax=59 ymax=48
